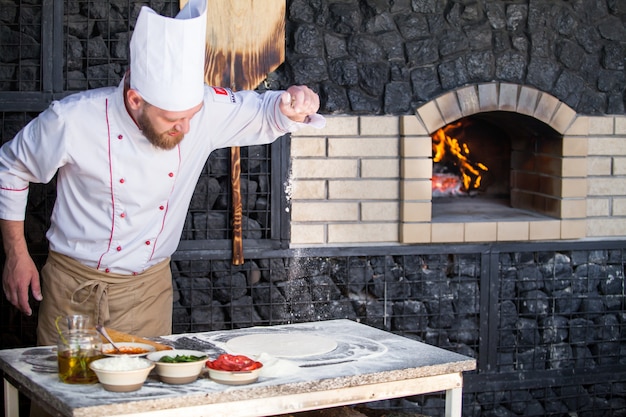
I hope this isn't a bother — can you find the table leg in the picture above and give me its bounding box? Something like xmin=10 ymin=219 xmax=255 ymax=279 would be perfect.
xmin=4 ymin=378 xmax=19 ymax=417
xmin=445 ymin=386 xmax=462 ymax=417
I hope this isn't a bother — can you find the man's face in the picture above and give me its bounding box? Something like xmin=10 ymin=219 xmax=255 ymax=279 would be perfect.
xmin=136 ymin=101 xmax=203 ymax=150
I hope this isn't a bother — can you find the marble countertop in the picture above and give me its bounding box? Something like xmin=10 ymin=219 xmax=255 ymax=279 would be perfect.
xmin=0 ymin=319 xmax=476 ymax=417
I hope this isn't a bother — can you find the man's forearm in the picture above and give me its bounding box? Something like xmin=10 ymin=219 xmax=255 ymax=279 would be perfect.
xmin=1 ymin=218 xmax=41 ymax=315
xmin=0 ymin=219 xmax=29 ymax=257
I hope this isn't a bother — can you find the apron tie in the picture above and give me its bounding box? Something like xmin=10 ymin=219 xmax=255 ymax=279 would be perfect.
xmin=70 ymin=280 xmax=110 ymax=325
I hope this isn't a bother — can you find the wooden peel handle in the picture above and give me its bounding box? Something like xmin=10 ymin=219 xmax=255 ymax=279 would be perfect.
xmin=201 ymin=0 xmax=285 ymax=266
xmin=231 ymin=146 xmax=244 ymax=265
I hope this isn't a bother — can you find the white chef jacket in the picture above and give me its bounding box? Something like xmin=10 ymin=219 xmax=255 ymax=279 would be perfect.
xmin=0 ymin=80 xmax=302 ymax=275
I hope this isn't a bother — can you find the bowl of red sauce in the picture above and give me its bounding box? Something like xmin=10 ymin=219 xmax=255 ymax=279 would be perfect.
xmin=102 ymin=342 xmax=156 ymax=357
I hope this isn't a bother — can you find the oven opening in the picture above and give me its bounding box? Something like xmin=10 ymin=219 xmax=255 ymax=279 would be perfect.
xmin=431 ymin=111 xmax=563 ymax=222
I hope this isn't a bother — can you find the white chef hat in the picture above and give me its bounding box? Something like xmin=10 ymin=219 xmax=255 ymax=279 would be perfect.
xmin=130 ymin=0 xmax=207 ymax=111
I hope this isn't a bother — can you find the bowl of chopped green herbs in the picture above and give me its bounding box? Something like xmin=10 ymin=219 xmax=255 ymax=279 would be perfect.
xmin=146 ymin=349 xmax=208 ymax=384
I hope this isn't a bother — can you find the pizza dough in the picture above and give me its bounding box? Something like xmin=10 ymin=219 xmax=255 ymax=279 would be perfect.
xmin=225 ymin=333 xmax=338 ymax=358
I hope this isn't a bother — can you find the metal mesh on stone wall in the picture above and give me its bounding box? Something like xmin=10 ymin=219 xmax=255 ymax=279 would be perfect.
xmin=496 ymin=250 xmax=625 ymax=374
xmin=181 ymin=144 xmax=275 ymax=242
xmin=170 ymin=253 xmax=482 ymax=357
xmin=167 ymin=248 xmax=625 ymax=417
xmin=63 ymin=1 xmax=180 ymax=91
xmin=0 ymin=1 xmax=42 ymax=92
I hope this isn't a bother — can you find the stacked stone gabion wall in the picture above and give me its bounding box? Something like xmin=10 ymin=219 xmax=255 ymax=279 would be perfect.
xmin=0 ymin=1 xmax=181 ymax=92
xmin=168 ymin=246 xmax=626 ymax=416
xmin=279 ymin=0 xmax=626 ymax=115
xmin=2 ymin=1 xmax=624 ymax=114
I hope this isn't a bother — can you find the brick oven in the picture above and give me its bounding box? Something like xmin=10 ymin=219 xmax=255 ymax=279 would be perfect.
xmin=290 ymin=94 xmax=625 ymax=245
xmin=413 ymin=82 xmax=588 ymax=237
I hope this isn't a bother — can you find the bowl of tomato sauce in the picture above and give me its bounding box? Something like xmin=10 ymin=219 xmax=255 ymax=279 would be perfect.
xmin=102 ymin=342 xmax=156 ymax=357
xmin=206 ymin=354 xmax=263 ymax=385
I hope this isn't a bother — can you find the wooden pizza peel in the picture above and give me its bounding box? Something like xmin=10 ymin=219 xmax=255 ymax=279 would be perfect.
xmin=181 ymin=0 xmax=286 ymax=265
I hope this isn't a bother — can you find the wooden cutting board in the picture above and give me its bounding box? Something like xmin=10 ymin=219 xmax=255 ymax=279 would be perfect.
xmin=202 ymin=0 xmax=285 ymax=91
xmin=102 ymin=327 xmax=173 ymax=351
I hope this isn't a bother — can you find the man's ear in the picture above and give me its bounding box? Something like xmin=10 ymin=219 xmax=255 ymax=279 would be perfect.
xmin=126 ymin=89 xmax=144 ymax=111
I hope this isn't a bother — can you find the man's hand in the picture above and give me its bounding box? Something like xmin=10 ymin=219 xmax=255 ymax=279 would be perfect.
xmin=1 ymin=220 xmax=42 ymax=315
xmin=279 ymin=85 xmax=321 ymax=123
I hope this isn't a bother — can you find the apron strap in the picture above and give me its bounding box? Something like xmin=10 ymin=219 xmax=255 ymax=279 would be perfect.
xmin=70 ymin=280 xmax=110 ymax=325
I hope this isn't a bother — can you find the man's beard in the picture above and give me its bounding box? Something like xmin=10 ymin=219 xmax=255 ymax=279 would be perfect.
xmin=137 ymin=111 xmax=184 ymax=150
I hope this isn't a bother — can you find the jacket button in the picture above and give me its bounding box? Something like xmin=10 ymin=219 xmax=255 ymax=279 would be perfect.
xmin=116 ymin=246 xmax=122 ymax=251
xmin=117 ymin=134 xmax=123 ymax=140
xmin=145 ymin=240 xmax=151 ymax=245
xmin=119 ymin=178 xmax=125 ymax=184
xmin=168 ymin=172 xmax=174 ymax=177
xmin=159 ymin=205 xmax=165 ymax=210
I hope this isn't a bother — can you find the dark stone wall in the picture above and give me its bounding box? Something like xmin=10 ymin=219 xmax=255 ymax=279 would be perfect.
xmin=1 ymin=1 xmax=624 ymax=114
xmin=275 ymin=0 xmax=626 ymax=115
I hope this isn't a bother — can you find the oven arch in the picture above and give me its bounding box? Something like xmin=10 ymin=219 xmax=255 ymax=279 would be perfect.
xmin=401 ymin=82 xmax=588 ymax=244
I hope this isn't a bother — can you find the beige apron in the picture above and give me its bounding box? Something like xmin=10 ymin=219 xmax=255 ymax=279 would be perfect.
xmin=36 ymin=251 xmax=173 ymax=346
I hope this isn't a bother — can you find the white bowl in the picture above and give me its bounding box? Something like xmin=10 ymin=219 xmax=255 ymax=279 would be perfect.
xmin=146 ymin=349 xmax=207 ymax=384
xmin=90 ymin=357 xmax=154 ymax=392
xmin=102 ymin=342 xmax=156 ymax=357
xmin=207 ymin=367 xmax=262 ymax=385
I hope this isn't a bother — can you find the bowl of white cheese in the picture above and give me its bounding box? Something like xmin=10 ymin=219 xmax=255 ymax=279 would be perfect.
xmin=89 ymin=356 xmax=154 ymax=392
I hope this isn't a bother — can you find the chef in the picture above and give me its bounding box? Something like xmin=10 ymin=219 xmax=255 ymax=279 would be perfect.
xmin=0 ymin=0 xmax=323 ymax=346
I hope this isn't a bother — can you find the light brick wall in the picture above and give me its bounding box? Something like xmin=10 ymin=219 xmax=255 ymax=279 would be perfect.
xmin=587 ymin=115 xmax=626 ymax=237
xmin=289 ymin=90 xmax=626 ymax=246
xmin=289 ymin=116 xmax=401 ymax=245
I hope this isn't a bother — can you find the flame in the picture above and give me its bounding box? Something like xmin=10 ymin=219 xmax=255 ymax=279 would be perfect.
xmin=432 ymin=121 xmax=488 ymax=195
